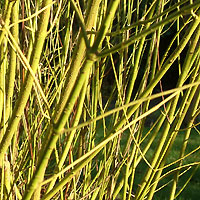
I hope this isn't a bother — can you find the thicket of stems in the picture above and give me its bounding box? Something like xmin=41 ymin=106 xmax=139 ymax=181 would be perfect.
xmin=0 ymin=0 xmax=200 ymax=199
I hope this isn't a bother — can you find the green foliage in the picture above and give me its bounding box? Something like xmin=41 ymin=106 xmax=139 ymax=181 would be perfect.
xmin=0 ymin=0 xmax=200 ymax=199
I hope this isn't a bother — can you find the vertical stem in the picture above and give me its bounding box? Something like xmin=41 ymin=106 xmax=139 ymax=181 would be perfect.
xmin=53 ymin=0 xmax=102 ymax=123
xmin=0 ymin=0 xmax=14 ymax=132
xmin=143 ymin=23 xmax=200 ymax=200
xmin=134 ymin=10 xmax=200 ymax=200
xmin=23 ymin=1 xmax=120 ymax=199
xmin=4 ymin=0 xmax=19 ymax=125
xmin=0 ymin=0 xmax=52 ymax=174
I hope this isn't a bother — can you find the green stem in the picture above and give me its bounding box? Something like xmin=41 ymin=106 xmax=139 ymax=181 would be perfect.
xmin=23 ymin=1 xmax=120 ymax=199
xmin=99 ymin=1 xmax=200 ymax=57
xmin=4 ymin=0 xmax=19 ymax=125
xmin=53 ymin=0 xmax=102 ymax=124
xmin=0 ymin=1 xmax=14 ymax=46
xmin=0 ymin=0 xmax=52 ymax=178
